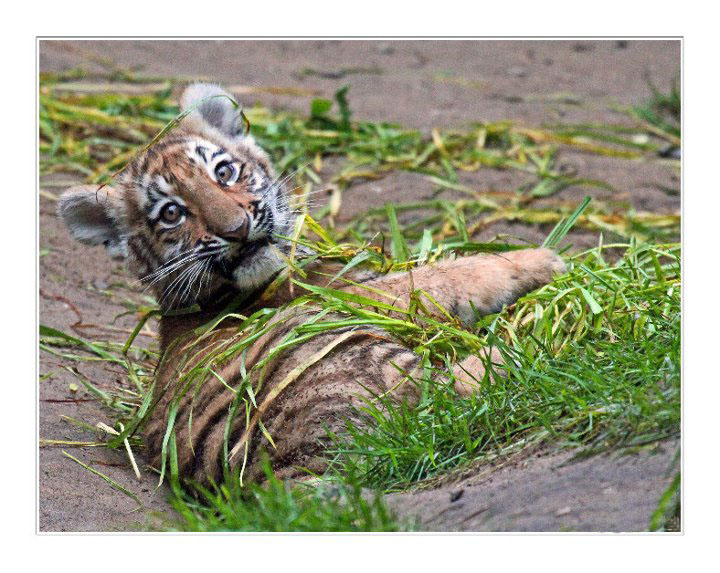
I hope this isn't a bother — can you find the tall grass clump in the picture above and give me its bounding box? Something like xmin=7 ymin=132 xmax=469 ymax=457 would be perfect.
xmin=324 ymin=240 xmax=680 ymax=489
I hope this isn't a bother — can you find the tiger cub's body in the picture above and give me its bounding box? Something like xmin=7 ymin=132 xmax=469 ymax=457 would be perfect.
xmin=58 ymin=83 xmax=565 ymax=484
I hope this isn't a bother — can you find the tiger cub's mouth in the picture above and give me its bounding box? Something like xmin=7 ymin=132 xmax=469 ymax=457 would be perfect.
xmin=230 ymin=237 xmax=271 ymax=263
xmin=213 ymin=237 xmax=273 ymax=278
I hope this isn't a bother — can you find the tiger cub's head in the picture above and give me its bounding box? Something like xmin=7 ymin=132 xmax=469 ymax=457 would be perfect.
xmin=58 ymin=83 xmax=295 ymax=310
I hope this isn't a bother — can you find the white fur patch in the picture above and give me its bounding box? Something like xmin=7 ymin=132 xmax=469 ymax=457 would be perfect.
xmin=231 ymin=247 xmax=284 ymax=291
xmin=155 ymin=175 xmax=173 ymax=194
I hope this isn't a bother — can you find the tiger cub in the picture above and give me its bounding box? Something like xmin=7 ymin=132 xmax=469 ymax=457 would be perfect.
xmin=58 ymin=83 xmax=565 ymax=484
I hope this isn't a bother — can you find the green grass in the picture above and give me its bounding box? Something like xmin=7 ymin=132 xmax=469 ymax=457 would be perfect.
xmin=629 ymin=77 xmax=681 ymax=143
xmin=165 ymin=459 xmax=409 ymax=532
xmin=311 ymin=239 xmax=681 ymax=490
xmin=39 ymin=70 xmax=681 ymax=532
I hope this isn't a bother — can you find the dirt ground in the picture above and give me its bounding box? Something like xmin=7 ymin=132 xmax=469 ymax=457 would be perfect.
xmin=38 ymin=39 xmax=681 ymax=532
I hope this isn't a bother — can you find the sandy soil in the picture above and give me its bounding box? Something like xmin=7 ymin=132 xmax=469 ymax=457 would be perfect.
xmin=38 ymin=39 xmax=680 ymax=532
xmin=388 ymin=441 xmax=678 ymax=532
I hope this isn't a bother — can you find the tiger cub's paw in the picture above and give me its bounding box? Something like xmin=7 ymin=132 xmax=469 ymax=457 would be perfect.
xmin=501 ymin=248 xmax=566 ymax=294
xmin=451 ymin=348 xmax=505 ymax=397
xmin=544 ymin=248 xmax=567 ymax=276
xmin=520 ymin=247 xmax=566 ymax=280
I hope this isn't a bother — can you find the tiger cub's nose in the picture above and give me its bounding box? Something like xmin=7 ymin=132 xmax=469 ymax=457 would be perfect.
xmin=219 ymin=220 xmax=249 ymax=242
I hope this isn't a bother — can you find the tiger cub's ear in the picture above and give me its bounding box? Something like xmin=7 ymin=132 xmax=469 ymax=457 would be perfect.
xmin=180 ymin=82 xmax=245 ymax=139
xmin=57 ymin=185 xmax=128 ymax=260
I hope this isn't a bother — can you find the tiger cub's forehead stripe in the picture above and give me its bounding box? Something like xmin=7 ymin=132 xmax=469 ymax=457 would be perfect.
xmin=186 ymin=138 xmax=222 ymax=164
xmin=155 ymin=175 xmax=173 ymax=195
xmin=133 ymin=136 xmax=185 ymax=176
xmin=185 ymin=139 xmax=233 ymax=167
xmin=135 ymin=174 xmax=164 ymax=209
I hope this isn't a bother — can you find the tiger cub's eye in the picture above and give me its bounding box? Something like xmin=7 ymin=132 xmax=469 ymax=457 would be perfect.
xmin=215 ymin=162 xmax=236 ymax=185
xmin=161 ymin=203 xmax=182 ymax=224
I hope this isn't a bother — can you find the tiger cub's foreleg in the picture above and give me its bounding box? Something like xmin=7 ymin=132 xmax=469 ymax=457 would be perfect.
xmin=343 ymin=248 xmax=565 ymax=325
xmin=346 ymin=248 xmax=565 ymax=396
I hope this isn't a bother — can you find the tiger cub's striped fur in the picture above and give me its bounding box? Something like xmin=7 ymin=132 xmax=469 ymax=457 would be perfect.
xmin=58 ymin=83 xmax=565 ymax=484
